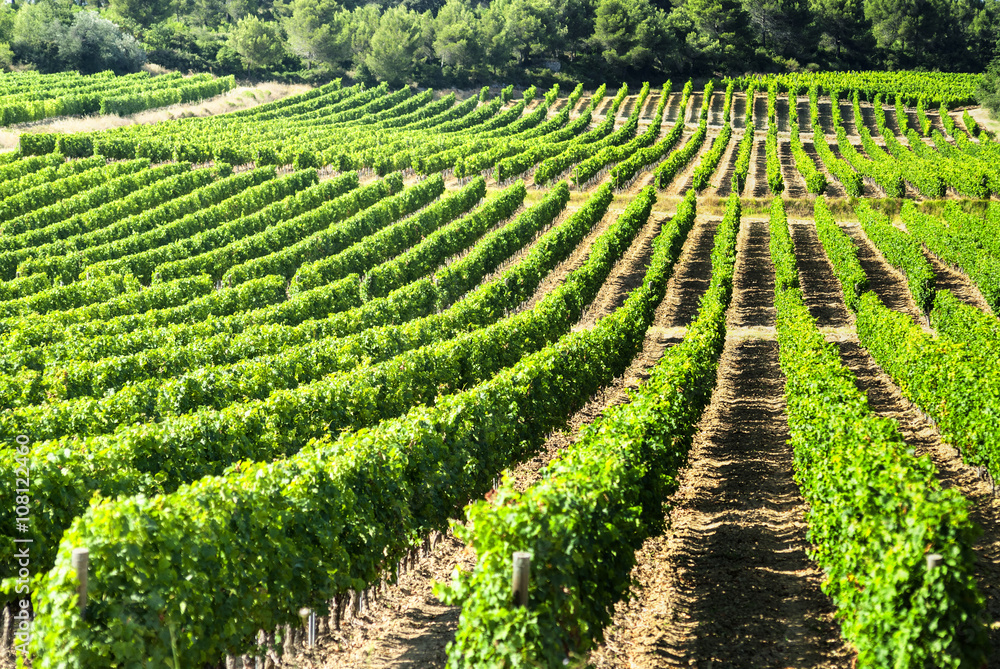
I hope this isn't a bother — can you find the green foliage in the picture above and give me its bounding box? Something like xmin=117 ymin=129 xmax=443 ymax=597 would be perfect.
xmin=902 ymin=202 xmax=1000 ymax=312
xmin=771 ymin=197 xmax=989 ymax=669
xmin=854 ymin=201 xmax=934 ymax=312
xmin=976 ymin=54 xmax=1000 ymax=120
xmin=230 ymin=14 xmax=286 ymax=69
xmin=441 ymin=192 xmax=737 ymax=667
xmin=812 ymin=195 xmax=867 ymax=311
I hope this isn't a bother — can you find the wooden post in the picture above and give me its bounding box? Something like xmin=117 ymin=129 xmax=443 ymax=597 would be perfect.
xmin=71 ymin=548 xmax=89 ymax=616
xmin=298 ymin=608 xmax=315 ymax=648
xmin=926 ymin=553 xmax=943 ymax=570
xmin=512 ymin=552 xmax=531 ymax=608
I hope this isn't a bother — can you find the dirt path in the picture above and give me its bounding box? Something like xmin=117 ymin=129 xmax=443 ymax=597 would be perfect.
xmin=834 ymin=338 xmax=1000 ymax=668
xmin=515 ymin=214 xmax=714 ymax=492
xmin=732 ymin=94 xmax=747 ymax=130
xmin=713 ymin=132 xmax=741 ymax=197
xmin=775 ymin=97 xmax=790 ymax=133
xmin=816 ymin=100 xmax=836 ymax=136
xmin=708 ymin=92 xmax=726 ymax=127
xmin=688 ymin=93 xmax=704 ymax=124
xmin=838 ymin=102 xmax=858 ymax=136
xmin=749 ymin=136 xmax=769 ymax=198
xmin=883 ymin=107 xmax=904 ymax=137
xmin=591 ymin=215 xmax=852 ymax=669
xmin=729 ymin=217 xmax=776 ymax=330
xmin=802 ymin=140 xmax=847 ymax=198
xmin=795 ymin=97 xmax=812 ymax=134
xmin=753 ymin=94 xmax=767 ymax=132
xmin=922 ymin=249 xmax=994 ymax=314
xmin=788 ymin=219 xmax=854 ymax=328
xmin=664 ymin=92 xmax=684 ymax=124
xmin=779 ymin=140 xmax=809 ymax=199
xmin=671 ymin=130 xmax=718 ymax=196
xmin=840 ymin=223 xmax=924 ymax=324
xmin=573 ymin=213 xmax=664 ymax=331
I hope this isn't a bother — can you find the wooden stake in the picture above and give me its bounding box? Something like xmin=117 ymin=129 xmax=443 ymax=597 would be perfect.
xmin=71 ymin=548 xmax=89 ymax=616
xmin=512 ymin=552 xmax=531 ymax=608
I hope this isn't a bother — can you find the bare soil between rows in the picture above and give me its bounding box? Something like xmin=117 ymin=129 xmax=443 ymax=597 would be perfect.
xmin=591 ymin=336 xmax=852 ymax=669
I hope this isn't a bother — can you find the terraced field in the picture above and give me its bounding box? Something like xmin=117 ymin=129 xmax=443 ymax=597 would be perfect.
xmin=0 ymin=72 xmax=998 ymax=668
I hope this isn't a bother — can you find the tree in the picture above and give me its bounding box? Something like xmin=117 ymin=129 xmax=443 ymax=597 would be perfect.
xmin=11 ymin=0 xmax=73 ymax=71
xmin=977 ymin=49 xmax=1000 ymax=120
xmin=432 ymin=0 xmax=482 ymax=81
xmin=0 ymin=3 xmax=14 ymax=44
xmin=108 ymin=0 xmax=175 ymax=29
xmin=591 ymin=0 xmax=677 ymax=75
xmin=229 ymin=15 xmax=285 ymax=69
xmin=810 ymin=0 xmax=870 ymax=62
xmin=864 ymin=0 xmax=970 ymax=68
xmin=59 ymin=11 xmax=145 ymax=74
xmin=282 ymin=0 xmax=351 ymax=69
xmin=672 ymin=0 xmax=753 ymax=73
xmin=364 ymin=5 xmax=422 ymax=86
xmin=479 ymin=0 xmax=564 ymax=76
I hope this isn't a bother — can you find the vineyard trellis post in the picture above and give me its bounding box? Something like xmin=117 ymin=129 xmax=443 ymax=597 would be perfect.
xmin=71 ymin=547 xmax=88 ymax=616
xmin=512 ymin=552 xmax=531 ymax=608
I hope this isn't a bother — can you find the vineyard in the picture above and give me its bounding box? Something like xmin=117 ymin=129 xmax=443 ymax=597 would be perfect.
xmin=0 ymin=69 xmax=998 ymax=668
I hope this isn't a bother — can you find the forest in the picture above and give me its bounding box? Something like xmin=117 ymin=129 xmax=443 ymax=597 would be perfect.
xmin=0 ymin=0 xmax=997 ymax=88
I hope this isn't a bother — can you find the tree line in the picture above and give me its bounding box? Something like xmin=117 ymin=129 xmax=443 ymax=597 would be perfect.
xmin=0 ymin=0 xmax=997 ymax=87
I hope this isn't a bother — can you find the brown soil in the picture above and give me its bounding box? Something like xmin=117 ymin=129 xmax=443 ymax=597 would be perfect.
xmin=571 ymin=94 xmax=591 ymax=116
xmin=922 ymin=249 xmax=994 ymax=314
xmin=775 ymin=97 xmax=790 ymax=133
xmin=788 ymin=220 xmax=854 ymax=328
xmin=753 ymin=94 xmax=767 ymax=132
xmin=838 ymin=102 xmax=858 ymax=136
xmin=684 ymin=94 xmax=701 ymax=124
xmin=729 ymin=217 xmax=776 ymax=330
xmin=883 ymin=107 xmax=904 ymax=136
xmin=750 ymin=137 xmax=769 ymax=198
xmin=515 ymin=213 xmax=710 ymax=491
xmin=660 ymin=217 xmax=720 ymax=328
xmin=834 ymin=338 xmax=1000 ymax=668
xmin=796 ymin=98 xmax=812 ymax=134
xmin=590 ymin=335 xmax=852 ymax=669
xmin=778 ymin=140 xmax=809 ymax=199
xmin=732 ymin=94 xmax=747 ymax=130
xmin=840 ymin=223 xmax=924 ymax=323
xmin=278 ymin=202 xmax=677 ymax=669
xmin=573 ymin=213 xmax=664 ymax=331
xmin=671 ymin=130 xmax=718 ymax=197
xmin=816 ymin=100 xmax=836 ymax=136
xmin=857 ymin=103 xmax=880 ymax=136
xmin=640 ymin=93 xmax=660 ymax=120
xmin=595 ymin=96 xmax=614 ymax=119
xmin=708 ymin=92 xmax=725 ymax=127
xmin=511 ymin=204 xmax=626 ymax=314
xmin=664 ymin=92 xmax=685 ymax=124
xmin=619 ymin=95 xmax=638 ymax=118
xmin=279 ymin=532 xmax=474 ymax=669
xmin=801 ymin=141 xmax=847 ymax=198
